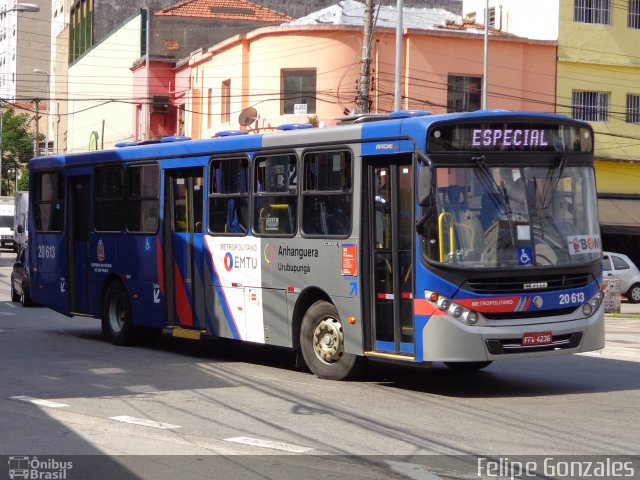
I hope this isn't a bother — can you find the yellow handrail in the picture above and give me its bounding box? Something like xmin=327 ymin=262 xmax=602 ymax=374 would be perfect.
xmin=438 ymin=211 xmax=455 ymax=262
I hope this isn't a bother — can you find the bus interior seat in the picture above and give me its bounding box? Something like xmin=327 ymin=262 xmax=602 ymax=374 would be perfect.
xmin=479 ymin=192 xmax=502 ymax=230
xmin=225 ymin=200 xmax=246 ymax=233
xmin=175 ymin=204 xmax=188 ymax=231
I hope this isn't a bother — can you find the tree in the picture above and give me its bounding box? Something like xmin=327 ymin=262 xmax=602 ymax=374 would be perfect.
xmin=1 ymin=108 xmax=35 ymax=196
xmin=17 ymin=171 xmax=29 ymax=191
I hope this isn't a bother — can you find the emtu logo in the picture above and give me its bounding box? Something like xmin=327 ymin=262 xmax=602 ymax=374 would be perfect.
xmin=224 ymin=252 xmax=234 ymax=271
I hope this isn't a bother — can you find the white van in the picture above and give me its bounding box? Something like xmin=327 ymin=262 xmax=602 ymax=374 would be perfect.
xmin=0 ymin=196 xmax=15 ymax=249
xmin=13 ymin=191 xmax=28 ymax=251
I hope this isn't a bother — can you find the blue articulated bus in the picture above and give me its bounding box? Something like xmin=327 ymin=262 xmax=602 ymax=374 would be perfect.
xmin=28 ymin=110 xmax=605 ymax=380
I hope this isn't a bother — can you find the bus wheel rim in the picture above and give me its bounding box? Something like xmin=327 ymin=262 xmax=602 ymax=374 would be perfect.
xmin=109 ymin=299 xmax=125 ymax=333
xmin=312 ymin=317 xmax=343 ymax=364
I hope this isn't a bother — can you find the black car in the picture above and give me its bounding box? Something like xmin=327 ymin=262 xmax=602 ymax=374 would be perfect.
xmin=11 ymin=244 xmax=33 ymax=307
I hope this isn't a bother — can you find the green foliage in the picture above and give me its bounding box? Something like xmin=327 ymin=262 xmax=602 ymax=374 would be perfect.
xmin=1 ymin=108 xmax=35 ymax=196
xmin=18 ymin=170 xmax=29 ymax=191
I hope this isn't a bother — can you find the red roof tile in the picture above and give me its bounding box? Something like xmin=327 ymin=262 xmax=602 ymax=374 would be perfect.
xmin=155 ymin=0 xmax=294 ymax=23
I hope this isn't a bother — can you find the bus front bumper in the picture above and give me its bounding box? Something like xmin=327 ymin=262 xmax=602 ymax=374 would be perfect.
xmin=420 ymin=308 xmax=605 ymax=362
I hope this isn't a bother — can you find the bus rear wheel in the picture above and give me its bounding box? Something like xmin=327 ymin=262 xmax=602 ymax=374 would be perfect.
xmin=444 ymin=361 xmax=492 ymax=371
xmin=10 ymin=280 xmax=20 ymax=302
xmin=21 ymin=279 xmax=33 ymax=307
xmin=102 ymin=282 xmax=136 ymax=346
xmin=300 ymin=300 xmax=363 ymax=380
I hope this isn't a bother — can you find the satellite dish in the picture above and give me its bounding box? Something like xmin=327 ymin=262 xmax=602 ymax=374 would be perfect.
xmin=238 ymin=107 xmax=258 ymax=127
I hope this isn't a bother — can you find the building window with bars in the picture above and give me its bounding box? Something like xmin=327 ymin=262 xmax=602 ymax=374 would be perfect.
xmin=574 ymin=0 xmax=610 ymax=24
xmin=572 ymin=91 xmax=609 ymax=122
xmin=69 ymin=0 xmax=93 ymax=63
xmin=488 ymin=7 xmax=496 ymax=27
xmin=627 ymin=94 xmax=640 ymax=124
xmin=630 ymin=0 xmax=640 ymax=28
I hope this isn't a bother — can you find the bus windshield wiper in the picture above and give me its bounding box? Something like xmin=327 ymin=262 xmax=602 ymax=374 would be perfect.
xmin=500 ymin=180 xmax=517 ymax=245
xmin=473 ymin=155 xmax=502 ymax=210
xmin=530 ymin=176 xmax=545 ymax=239
xmin=473 ymin=155 xmax=516 ymax=245
xmin=541 ymin=155 xmax=567 ymax=209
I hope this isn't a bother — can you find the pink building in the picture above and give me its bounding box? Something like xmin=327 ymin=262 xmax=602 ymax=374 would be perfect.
xmin=132 ymin=1 xmax=556 ymax=140
xmin=182 ymin=22 xmax=556 ymax=138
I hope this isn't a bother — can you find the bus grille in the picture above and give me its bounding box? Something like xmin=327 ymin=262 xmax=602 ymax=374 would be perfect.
xmin=483 ymin=307 xmax=578 ymax=320
xmin=463 ymin=273 xmax=592 ymax=294
xmin=486 ymin=332 xmax=583 ymax=355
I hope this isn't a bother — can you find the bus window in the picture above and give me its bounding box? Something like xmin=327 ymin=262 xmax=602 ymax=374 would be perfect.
xmin=302 ymin=150 xmax=352 ymax=237
xmin=253 ymin=154 xmax=297 ymax=235
xmin=94 ymin=165 xmax=124 ymax=232
xmin=208 ymin=158 xmax=249 ymax=234
xmin=33 ymin=171 xmax=65 ymax=232
xmin=126 ymin=164 xmax=160 ymax=233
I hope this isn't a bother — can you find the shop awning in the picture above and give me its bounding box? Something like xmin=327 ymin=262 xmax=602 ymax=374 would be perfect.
xmin=598 ymin=198 xmax=640 ymax=235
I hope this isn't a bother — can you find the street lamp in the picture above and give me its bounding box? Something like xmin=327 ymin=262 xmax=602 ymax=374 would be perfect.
xmin=33 ymin=69 xmax=49 ymax=157
xmin=0 ymin=3 xmax=41 ymax=195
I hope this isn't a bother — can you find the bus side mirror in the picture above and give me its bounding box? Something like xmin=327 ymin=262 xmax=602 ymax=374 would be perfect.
xmin=417 ymin=166 xmax=432 ymax=206
xmin=17 ymin=225 xmax=23 ymax=234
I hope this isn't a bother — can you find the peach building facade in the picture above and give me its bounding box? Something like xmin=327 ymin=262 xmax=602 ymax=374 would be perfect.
xmin=184 ymin=24 xmax=556 ymax=138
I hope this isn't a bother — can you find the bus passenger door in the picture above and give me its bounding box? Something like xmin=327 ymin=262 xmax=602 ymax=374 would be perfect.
xmin=164 ymin=168 xmax=205 ymax=329
xmin=67 ymin=175 xmax=91 ymax=314
xmin=365 ymin=158 xmax=415 ymax=356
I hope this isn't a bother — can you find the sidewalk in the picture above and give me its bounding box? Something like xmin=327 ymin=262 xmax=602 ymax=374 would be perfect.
xmin=584 ymin=302 xmax=640 ymax=362
xmin=618 ymin=301 xmax=640 ymax=316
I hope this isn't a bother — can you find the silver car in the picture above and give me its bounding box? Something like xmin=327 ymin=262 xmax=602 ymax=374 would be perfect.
xmin=603 ymin=251 xmax=640 ymax=303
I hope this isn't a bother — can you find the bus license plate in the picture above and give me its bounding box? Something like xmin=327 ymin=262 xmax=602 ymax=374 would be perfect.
xmin=522 ymin=331 xmax=552 ymax=346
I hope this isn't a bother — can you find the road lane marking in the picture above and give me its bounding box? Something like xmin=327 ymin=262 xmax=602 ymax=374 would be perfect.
xmin=385 ymin=461 xmax=445 ymax=480
xmin=11 ymin=396 xmax=69 ymax=408
xmin=224 ymin=436 xmax=311 ymax=453
xmin=109 ymin=415 xmax=181 ymax=430
xmin=89 ymin=367 xmax=126 ymax=375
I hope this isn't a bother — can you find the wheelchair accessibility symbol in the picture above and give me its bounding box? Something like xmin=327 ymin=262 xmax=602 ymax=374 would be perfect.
xmin=519 ymin=247 xmax=533 ymax=265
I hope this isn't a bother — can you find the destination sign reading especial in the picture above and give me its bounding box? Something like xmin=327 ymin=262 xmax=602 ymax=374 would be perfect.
xmin=428 ymin=121 xmax=593 ymax=152
xmin=471 ymin=128 xmax=548 ymax=148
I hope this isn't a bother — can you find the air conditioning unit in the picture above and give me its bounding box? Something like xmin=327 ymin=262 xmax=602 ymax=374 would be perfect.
xmin=151 ymin=95 xmax=169 ymax=113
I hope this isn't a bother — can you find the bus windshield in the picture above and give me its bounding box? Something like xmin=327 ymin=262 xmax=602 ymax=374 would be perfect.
xmin=420 ymin=165 xmax=601 ymax=268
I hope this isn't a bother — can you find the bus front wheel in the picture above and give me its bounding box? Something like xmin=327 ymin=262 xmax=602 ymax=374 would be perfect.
xmin=102 ymin=282 xmax=135 ymax=346
xmin=300 ymin=300 xmax=363 ymax=380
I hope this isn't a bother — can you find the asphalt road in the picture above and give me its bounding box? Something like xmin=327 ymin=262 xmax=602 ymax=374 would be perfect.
xmin=1 ymin=247 xmax=640 ymax=479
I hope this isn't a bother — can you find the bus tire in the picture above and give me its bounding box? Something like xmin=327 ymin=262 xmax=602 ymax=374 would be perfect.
xmin=21 ymin=279 xmax=33 ymax=307
xmin=444 ymin=361 xmax=492 ymax=371
xmin=11 ymin=281 xmax=20 ymax=302
xmin=102 ymin=282 xmax=136 ymax=346
xmin=300 ymin=300 xmax=363 ymax=380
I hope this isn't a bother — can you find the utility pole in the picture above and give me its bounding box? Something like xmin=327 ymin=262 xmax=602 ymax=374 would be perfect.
xmin=355 ymin=0 xmax=375 ymax=114
xmin=482 ymin=0 xmax=489 ymax=109
xmin=394 ymin=0 xmax=404 ymax=112
xmin=34 ymin=99 xmax=40 ymax=157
